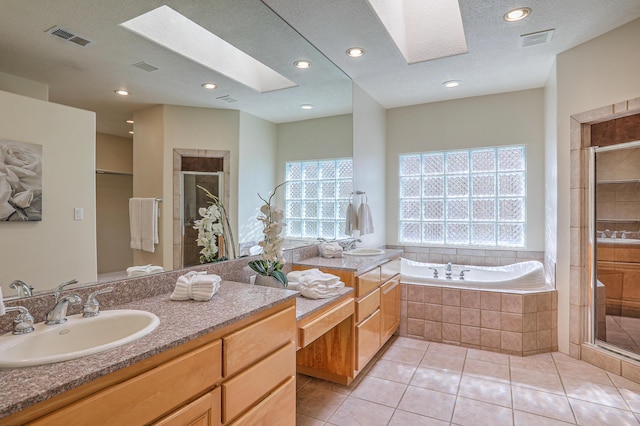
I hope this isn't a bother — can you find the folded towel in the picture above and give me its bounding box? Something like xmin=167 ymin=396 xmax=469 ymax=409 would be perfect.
xmin=357 ymin=200 xmax=374 ymax=235
xmin=345 ymin=202 xmax=358 ymax=235
xmin=129 ymin=198 xmax=159 ymax=253
xmin=126 ymin=264 xmax=165 ymax=277
xmin=170 ymin=271 xmax=221 ymax=301
xmin=319 ymin=242 xmax=343 ymax=258
xmin=287 ymin=269 xmax=345 ymax=299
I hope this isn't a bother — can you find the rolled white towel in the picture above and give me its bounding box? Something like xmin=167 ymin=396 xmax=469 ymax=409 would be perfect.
xmin=298 ymin=279 xmax=345 ymax=299
xmin=298 ymin=269 xmax=341 ymax=287
xmin=170 ymin=271 xmax=221 ymax=301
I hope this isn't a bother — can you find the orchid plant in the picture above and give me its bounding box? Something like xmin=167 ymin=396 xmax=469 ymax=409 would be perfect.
xmin=193 ymin=185 xmax=235 ymax=263
xmin=248 ymin=182 xmax=288 ymax=287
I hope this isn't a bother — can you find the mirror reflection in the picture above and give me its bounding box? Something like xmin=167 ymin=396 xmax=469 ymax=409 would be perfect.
xmin=0 ymin=0 xmax=352 ymax=299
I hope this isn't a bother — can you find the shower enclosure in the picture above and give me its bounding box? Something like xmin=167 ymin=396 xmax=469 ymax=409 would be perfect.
xmin=180 ymin=171 xmax=224 ymax=267
xmin=590 ymin=140 xmax=640 ymax=358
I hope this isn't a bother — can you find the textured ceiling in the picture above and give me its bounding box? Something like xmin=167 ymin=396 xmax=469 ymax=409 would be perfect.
xmin=1 ymin=0 xmax=639 ymax=139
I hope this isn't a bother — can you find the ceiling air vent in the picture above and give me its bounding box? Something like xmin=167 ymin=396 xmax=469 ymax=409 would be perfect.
xmin=216 ymin=95 xmax=238 ymax=104
xmin=46 ymin=25 xmax=94 ymax=47
xmin=132 ymin=61 xmax=159 ymax=72
xmin=520 ymin=29 xmax=554 ymax=48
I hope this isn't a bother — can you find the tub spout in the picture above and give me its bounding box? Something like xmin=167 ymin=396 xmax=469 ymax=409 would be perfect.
xmin=445 ymin=262 xmax=453 ymax=279
xmin=428 ymin=267 xmax=439 ymax=278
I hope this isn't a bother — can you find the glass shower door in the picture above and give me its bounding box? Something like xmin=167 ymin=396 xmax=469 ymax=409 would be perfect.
xmin=592 ymin=141 xmax=640 ymax=356
xmin=181 ymin=171 xmax=224 ymax=267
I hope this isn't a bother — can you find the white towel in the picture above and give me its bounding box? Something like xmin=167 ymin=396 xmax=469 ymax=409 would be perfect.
xmin=319 ymin=242 xmax=343 ymax=258
xmin=170 ymin=271 xmax=221 ymax=301
xmin=0 ymin=287 xmax=5 ymax=316
xmin=126 ymin=265 xmax=165 ymax=277
xmin=287 ymin=269 xmax=345 ymax=299
xmin=129 ymin=198 xmax=159 ymax=253
xmin=357 ymin=201 xmax=374 ymax=235
xmin=345 ymin=202 xmax=358 ymax=235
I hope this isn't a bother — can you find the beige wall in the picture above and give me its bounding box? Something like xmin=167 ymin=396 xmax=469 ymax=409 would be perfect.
xmin=0 ymin=89 xmax=96 ymax=296
xmin=353 ymin=83 xmax=387 ymax=248
xmin=385 ymin=88 xmax=546 ymax=250
xmin=0 ymin=71 xmax=48 ymax=101
xmin=553 ymin=17 xmax=640 ymax=354
xmin=96 ymin=133 xmax=133 ymax=273
xmin=238 ymin=112 xmax=277 ymax=245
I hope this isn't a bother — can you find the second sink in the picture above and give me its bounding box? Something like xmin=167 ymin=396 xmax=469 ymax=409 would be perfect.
xmin=0 ymin=309 xmax=160 ymax=368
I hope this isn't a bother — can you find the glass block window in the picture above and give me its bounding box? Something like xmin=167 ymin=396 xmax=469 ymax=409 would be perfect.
xmin=399 ymin=146 xmax=526 ymax=247
xmin=285 ymin=159 xmax=353 ymax=240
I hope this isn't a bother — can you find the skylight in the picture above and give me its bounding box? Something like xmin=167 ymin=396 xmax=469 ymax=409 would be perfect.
xmin=121 ymin=6 xmax=297 ymax=93
xmin=366 ymin=0 xmax=468 ymax=64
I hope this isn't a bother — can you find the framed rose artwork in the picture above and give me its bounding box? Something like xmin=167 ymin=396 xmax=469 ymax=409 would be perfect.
xmin=0 ymin=139 xmax=42 ymax=221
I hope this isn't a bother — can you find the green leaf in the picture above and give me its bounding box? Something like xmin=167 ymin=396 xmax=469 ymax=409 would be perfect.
xmin=271 ymin=270 xmax=288 ymax=288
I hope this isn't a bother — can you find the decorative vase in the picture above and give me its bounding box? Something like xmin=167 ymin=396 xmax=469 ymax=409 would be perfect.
xmin=254 ymin=274 xmax=285 ymax=288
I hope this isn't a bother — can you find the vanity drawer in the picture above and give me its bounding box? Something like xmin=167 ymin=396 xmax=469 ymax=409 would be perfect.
xmin=356 ymin=288 xmax=380 ymax=323
xmin=154 ymin=387 xmax=221 ymax=426
xmin=356 ymin=267 xmax=381 ymax=297
xmin=229 ymin=376 xmax=296 ymax=426
xmin=29 ymin=340 xmax=222 ymax=426
xmin=298 ymin=298 xmax=354 ymax=348
xmin=222 ymin=341 xmax=295 ymax=423
xmin=223 ymin=306 xmax=296 ymax=377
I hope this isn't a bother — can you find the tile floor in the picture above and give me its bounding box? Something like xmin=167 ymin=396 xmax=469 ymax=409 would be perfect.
xmin=296 ymin=336 xmax=640 ymax=425
xmin=605 ymin=315 xmax=640 ymax=353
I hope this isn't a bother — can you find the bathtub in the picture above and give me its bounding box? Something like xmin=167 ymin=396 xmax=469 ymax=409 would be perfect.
xmin=401 ymin=258 xmax=550 ymax=293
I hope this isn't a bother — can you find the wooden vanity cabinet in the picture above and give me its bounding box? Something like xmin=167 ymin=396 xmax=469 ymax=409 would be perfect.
xmin=293 ymin=256 xmax=401 ymax=382
xmin=14 ymin=302 xmax=296 ymax=426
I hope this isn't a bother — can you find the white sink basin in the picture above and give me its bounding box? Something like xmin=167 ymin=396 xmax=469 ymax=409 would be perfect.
xmin=344 ymin=248 xmax=385 ymax=256
xmin=0 ymin=309 xmax=160 ymax=368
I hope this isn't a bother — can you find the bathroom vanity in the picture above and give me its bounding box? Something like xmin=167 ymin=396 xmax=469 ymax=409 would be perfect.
xmin=293 ymin=249 xmax=402 ymax=384
xmin=0 ymin=282 xmax=299 ymax=425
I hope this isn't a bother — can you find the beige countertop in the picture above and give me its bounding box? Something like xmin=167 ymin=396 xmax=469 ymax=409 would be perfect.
xmin=294 ymin=249 xmax=403 ymax=273
xmin=0 ymin=280 xmax=298 ymax=420
xmin=295 ymin=287 xmax=354 ymax=322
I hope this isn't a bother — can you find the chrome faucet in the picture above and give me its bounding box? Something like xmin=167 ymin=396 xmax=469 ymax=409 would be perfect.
xmin=428 ymin=267 xmax=439 ymax=278
xmin=445 ymin=262 xmax=453 ymax=279
xmin=338 ymin=238 xmax=362 ymax=251
xmin=83 ymin=287 xmax=113 ymax=317
xmin=459 ymin=269 xmax=471 ymax=280
xmin=4 ymin=306 xmax=35 ymax=334
xmin=9 ymin=280 xmax=34 ymax=297
xmin=46 ymin=278 xmax=81 ymax=325
xmin=46 ymin=294 xmax=82 ymax=325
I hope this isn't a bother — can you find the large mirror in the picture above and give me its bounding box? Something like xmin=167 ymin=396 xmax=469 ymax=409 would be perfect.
xmin=0 ymin=0 xmax=352 ymax=299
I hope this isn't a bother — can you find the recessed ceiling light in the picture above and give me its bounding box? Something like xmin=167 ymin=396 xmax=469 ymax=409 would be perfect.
xmin=129 ymin=131 xmax=134 ymax=135
xmin=114 ymin=89 xmax=130 ymax=96
xmin=443 ymin=80 xmax=461 ymax=88
xmin=504 ymin=7 xmax=531 ymax=22
xmin=346 ymin=47 xmax=365 ymax=58
xmin=201 ymin=82 xmax=217 ymax=90
xmin=294 ymin=60 xmax=311 ymax=69
xmin=300 ymin=104 xmax=314 ymax=110
xmin=126 ymin=119 xmax=134 ymax=124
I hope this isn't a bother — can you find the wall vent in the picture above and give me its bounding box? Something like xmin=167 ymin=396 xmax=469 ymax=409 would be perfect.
xmin=520 ymin=29 xmax=554 ymax=48
xmin=132 ymin=61 xmax=159 ymax=72
xmin=46 ymin=26 xmax=94 ymax=47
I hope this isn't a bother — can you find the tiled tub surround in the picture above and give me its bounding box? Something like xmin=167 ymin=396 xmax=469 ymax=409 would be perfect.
xmin=399 ymin=284 xmax=558 ymax=356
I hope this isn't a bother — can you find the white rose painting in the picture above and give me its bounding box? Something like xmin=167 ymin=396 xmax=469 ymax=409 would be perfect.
xmin=0 ymin=139 xmax=42 ymax=221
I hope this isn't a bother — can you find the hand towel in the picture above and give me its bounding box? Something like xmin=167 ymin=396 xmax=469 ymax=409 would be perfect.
xmin=357 ymin=200 xmax=374 ymax=235
xmin=126 ymin=264 xmax=165 ymax=277
xmin=0 ymin=287 xmax=5 ymax=315
xmin=129 ymin=198 xmax=159 ymax=253
xmin=319 ymin=242 xmax=343 ymax=258
xmin=170 ymin=271 xmax=221 ymax=301
xmin=345 ymin=202 xmax=358 ymax=235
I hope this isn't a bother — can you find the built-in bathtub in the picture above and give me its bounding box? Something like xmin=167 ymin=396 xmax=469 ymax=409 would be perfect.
xmin=399 ymin=258 xmax=557 ymax=356
xmin=401 ymin=258 xmax=551 ymax=292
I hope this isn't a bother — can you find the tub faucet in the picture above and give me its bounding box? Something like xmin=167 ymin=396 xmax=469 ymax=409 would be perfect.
xmin=445 ymin=262 xmax=453 ymax=279
xmin=428 ymin=267 xmax=439 ymax=278
xmin=9 ymin=280 xmax=34 ymax=297
xmin=459 ymin=269 xmax=471 ymax=280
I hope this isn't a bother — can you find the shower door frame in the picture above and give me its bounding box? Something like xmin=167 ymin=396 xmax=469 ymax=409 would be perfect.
xmin=588 ymin=139 xmax=640 ymax=360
